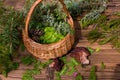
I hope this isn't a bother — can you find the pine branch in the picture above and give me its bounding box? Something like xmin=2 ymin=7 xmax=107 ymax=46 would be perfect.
xmin=79 ymin=0 xmax=107 ymax=28
xmin=87 ymin=13 xmax=120 ymax=50
xmin=0 ymin=1 xmax=24 ymax=75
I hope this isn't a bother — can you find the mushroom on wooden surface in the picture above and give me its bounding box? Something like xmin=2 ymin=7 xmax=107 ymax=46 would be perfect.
xmin=49 ymin=58 xmax=64 ymax=71
xmin=70 ymin=47 xmax=91 ymax=65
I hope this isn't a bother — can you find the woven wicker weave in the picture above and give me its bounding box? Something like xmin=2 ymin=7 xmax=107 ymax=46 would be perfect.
xmin=22 ymin=0 xmax=74 ymax=60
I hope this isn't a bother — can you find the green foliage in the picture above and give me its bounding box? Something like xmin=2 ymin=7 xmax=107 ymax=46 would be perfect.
xmin=68 ymin=66 xmax=76 ymax=75
xmin=76 ymin=73 xmax=83 ymax=80
xmin=80 ymin=0 xmax=107 ymax=28
xmin=70 ymin=58 xmax=79 ymax=66
xmin=87 ymin=14 xmax=120 ymax=50
xmin=114 ymin=12 xmax=120 ymax=17
xmin=29 ymin=1 xmax=73 ymax=44
xmin=95 ymin=48 xmax=100 ymax=52
xmin=21 ymin=56 xmax=36 ymax=65
xmin=101 ymin=62 xmax=106 ymax=69
xmin=0 ymin=1 xmax=24 ymax=76
xmin=59 ymin=65 xmax=68 ymax=75
xmin=64 ymin=58 xmax=79 ymax=75
xmin=2 ymin=62 xmax=19 ymax=77
xmin=80 ymin=11 xmax=101 ymax=28
xmin=87 ymin=47 xmax=95 ymax=54
xmin=98 ymin=37 xmax=113 ymax=45
xmin=20 ymin=43 xmax=26 ymax=52
xmin=24 ymin=0 xmax=35 ymax=13
xmin=59 ymin=56 xmax=67 ymax=63
xmin=22 ymin=57 xmax=51 ymax=80
xmin=56 ymin=72 xmax=61 ymax=80
xmin=64 ymin=0 xmax=86 ymax=18
xmin=87 ymin=47 xmax=100 ymax=54
xmin=89 ymin=66 xmax=97 ymax=80
xmin=21 ymin=55 xmax=98 ymax=80
xmin=0 ymin=8 xmax=24 ymax=49
xmin=87 ymin=29 xmax=102 ymax=42
xmin=39 ymin=27 xmax=64 ymax=44
xmin=0 ymin=55 xmax=19 ymax=77
xmin=64 ymin=0 xmax=107 ymax=20
xmin=58 ymin=57 xmax=82 ymax=78
xmin=22 ymin=69 xmax=40 ymax=80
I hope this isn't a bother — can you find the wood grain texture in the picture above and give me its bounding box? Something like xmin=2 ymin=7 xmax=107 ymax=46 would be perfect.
xmin=4 ymin=0 xmax=25 ymax=10
xmin=1 ymin=0 xmax=120 ymax=80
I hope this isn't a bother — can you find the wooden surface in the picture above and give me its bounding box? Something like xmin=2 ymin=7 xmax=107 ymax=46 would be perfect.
xmin=1 ymin=0 xmax=120 ymax=80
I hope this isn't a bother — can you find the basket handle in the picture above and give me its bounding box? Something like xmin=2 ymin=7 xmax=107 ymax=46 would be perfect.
xmin=25 ymin=0 xmax=74 ymax=36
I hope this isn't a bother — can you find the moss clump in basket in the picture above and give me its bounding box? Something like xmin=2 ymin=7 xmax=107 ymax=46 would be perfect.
xmin=39 ymin=27 xmax=64 ymax=44
xmin=29 ymin=2 xmax=73 ymax=44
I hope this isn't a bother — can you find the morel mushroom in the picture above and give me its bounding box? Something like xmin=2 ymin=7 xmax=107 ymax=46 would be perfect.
xmin=49 ymin=58 xmax=64 ymax=71
xmin=70 ymin=47 xmax=91 ymax=65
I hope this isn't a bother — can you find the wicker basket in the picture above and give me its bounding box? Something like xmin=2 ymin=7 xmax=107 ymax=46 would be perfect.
xmin=22 ymin=0 xmax=74 ymax=60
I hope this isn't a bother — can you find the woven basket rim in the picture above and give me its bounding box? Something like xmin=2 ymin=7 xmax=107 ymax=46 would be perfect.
xmin=23 ymin=29 xmax=73 ymax=50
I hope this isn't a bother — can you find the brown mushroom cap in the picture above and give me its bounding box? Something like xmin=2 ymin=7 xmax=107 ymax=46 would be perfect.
xmin=70 ymin=47 xmax=91 ymax=65
xmin=70 ymin=47 xmax=90 ymax=56
xmin=49 ymin=58 xmax=64 ymax=71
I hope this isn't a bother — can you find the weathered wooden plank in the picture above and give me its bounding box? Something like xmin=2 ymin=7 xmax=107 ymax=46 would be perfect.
xmin=84 ymin=78 xmax=117 ymax=80
xmin=106 ymin=8 xmax=120 ymax=13
xmin=106 ymin=1 xmax=120 ymax=13
xmin=7 ymin=69 xmax=46 ymax=79
xmin=0 ymin=75 xmax=21 ymax=80
xmin=95 ymin=49 xmax=119 ymax=54
xmin=75 ymin=29 xmax=89 ymax=41
xmin=6 ymin=71 xmax=120 ymax=80
xmin=5 ymin=62 xmax=120 ymax=79
xmin=90 ymin=55 xmax=120 ymax=64
xmin=0 ymin=75 xmax=6 ymax=80
xmin=76 ymin=42 xmax=113 ymax=49
xmin=78 ymin=64 xmax=120 ymax=72
xmin=34 ymin=78 xmax=46 ymax=80
xmin=17 ymin=64 xmax=33 ymax=70
xmin=57 ymin=63 xmax=120 ymax=79
xmin=8 ymin=70 xmax=25 ymax=78
xmin=110 ymin=0 xmax=120 ymax=2
xmin=34 ymin=75 xmax=46 ymax=79
xmin=4 ymin=61 xmax=120 ymax=79
xmin=108 ymin=2 xmax=120 ymax=6
xmin=4 ymin=0 xmax=25 ymax=10
xmin=61 ymin=71 xmax=120 ymax=79
xmin=83 ymin=72 xmax=120 ymax=79
xmin=2 ymin=0 xmax=120 ymax=80
xmin=5 ymin=77 xmax=21 ymax=80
